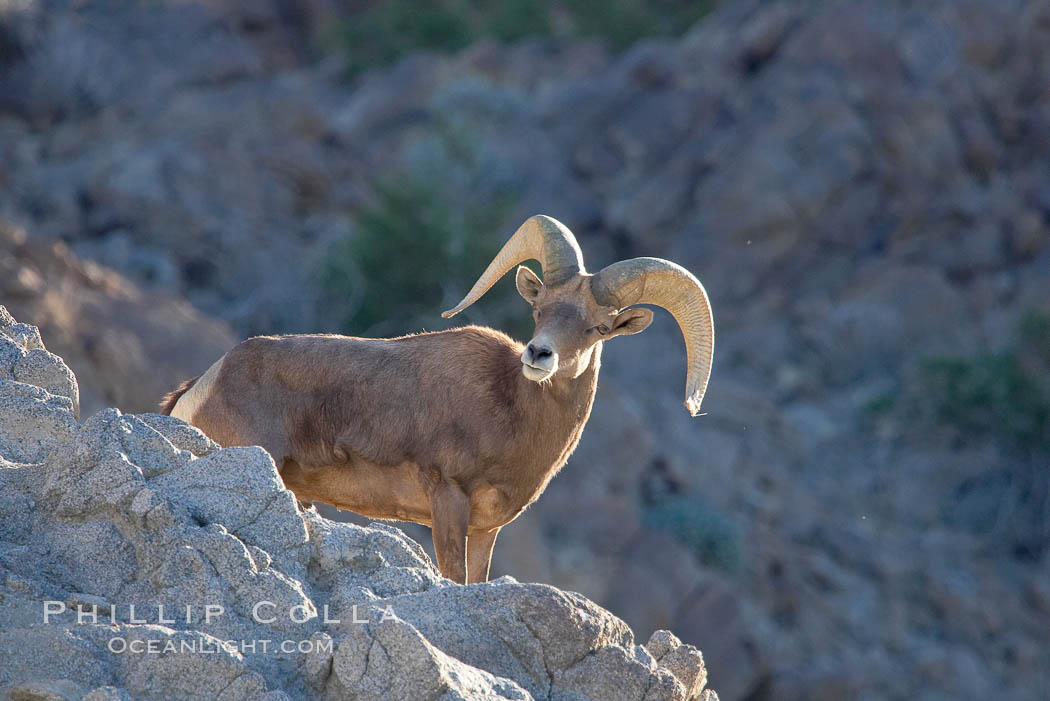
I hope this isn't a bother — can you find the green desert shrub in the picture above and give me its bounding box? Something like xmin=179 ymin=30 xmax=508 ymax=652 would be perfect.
xmin=917 ymin=310 xmax=1050 ymax=560
xmin=563 ymin=0 xmax=714 ymax=51
xmin=644 ymin=494 xmax=742 ymax=573
xmin=317 ymin=100 xmax=537 ymax=339
xmin=322 ymin=0 xmax=475 ymax=77
xmin=920 ymin=315 xmax=1050 ymax=454
xmin=320 ymin=0 xmax=718 ymax=77
xmin=317 ymin=175 xmax=522 ymax=338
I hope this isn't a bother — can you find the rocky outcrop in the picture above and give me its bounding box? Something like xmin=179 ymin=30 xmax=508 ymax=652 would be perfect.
xmin=0 ymin=307 xmax=717 ymax=701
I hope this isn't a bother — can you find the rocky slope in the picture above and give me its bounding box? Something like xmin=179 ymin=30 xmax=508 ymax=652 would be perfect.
xmin=2 ymin=0 xmax=1049 ymax=699
xmin=0 ymin=306 xmax=716 ymax=701
xmin=0 ymin=220 xmax=237 ymax=417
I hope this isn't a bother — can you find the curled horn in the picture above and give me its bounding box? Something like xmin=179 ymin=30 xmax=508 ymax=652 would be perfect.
xmin=442 ymin=215 xmax=586 ymax=318
xmin=591 ymin=257 xmax=714 ymax=416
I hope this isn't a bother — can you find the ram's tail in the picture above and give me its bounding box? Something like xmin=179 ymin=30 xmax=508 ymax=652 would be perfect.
xmin=159 ymin=375 xmax=200 ymax=416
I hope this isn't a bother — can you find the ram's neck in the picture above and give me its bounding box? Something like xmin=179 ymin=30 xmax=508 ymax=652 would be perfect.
xmin=552 ymin=342 xmax=601 ymax=466
xmin=516 ymin=341 xmax=602 ymax=477
xmin=549 ymin=342 xmax=602 ymax=414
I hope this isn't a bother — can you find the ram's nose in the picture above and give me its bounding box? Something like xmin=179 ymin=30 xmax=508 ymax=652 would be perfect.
xmin=524 ymin=342 xmax=553 ymax=366
xmin=521 ymin=340 xmax=558 ymax=381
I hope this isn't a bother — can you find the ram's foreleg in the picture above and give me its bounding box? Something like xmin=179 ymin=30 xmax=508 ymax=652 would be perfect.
xmin=466 ymin=527 xmax=500 ymax=584
xmin=429 ymin=479 xmax=470 ymax=584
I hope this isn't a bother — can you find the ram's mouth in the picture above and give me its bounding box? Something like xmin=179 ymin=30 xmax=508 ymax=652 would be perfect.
xmin=521 ymin=362 xmax=555 ymax=382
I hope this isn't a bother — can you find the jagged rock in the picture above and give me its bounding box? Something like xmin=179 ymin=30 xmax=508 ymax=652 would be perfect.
xmin=6 ymin=679 xmax=87 ymax=701
xmin=324 ymin=612 xmax=531 ymax=700
xmin=0 ymin=310 xmax=715 ymax=700
xmin=136 ymin=414 xmax=220 ymax=457
xmin=0 ymin=379 xmax=78 ymax=464
xmin=0 ymin=306 xmax=78 ymax=416
xmin=82 ymin=688 xmax=134 ymax=701
xmin=0 ymin=308 xmax=79 ymax=463
xmin=647 ymin=631 xmax=708 ymax=701
xmin=10 ymin=348 xmax=78 ymax=414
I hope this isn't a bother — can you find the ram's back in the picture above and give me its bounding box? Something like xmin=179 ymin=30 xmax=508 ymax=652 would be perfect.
xmin=177 ymin=327 xmax=526 ymax=477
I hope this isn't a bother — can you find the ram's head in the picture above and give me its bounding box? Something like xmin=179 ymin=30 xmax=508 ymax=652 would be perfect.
xmin=443 ymin=215 xmax=714 ymax=416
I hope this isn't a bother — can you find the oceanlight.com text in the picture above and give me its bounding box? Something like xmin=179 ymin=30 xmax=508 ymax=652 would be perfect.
xmin=106 ymin=636 xmax=334 ymax=655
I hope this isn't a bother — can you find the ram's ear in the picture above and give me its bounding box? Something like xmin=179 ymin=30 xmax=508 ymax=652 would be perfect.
xmin=607 ymin=308 xmax=653 ymax=338
xmin=515 ymin=266 xmax=544 ymax=304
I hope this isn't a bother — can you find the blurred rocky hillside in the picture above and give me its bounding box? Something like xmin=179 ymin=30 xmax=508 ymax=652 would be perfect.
xmin=1 ymin=1 xmax=1048 ymax=699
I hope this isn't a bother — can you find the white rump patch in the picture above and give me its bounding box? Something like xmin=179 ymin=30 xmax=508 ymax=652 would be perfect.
xmin=171 ymin=354 xmax=225 ymax=424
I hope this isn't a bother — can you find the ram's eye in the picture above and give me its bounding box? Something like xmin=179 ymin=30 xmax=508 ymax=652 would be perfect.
xmin=597 ymin=324 xmax=610 ymax=335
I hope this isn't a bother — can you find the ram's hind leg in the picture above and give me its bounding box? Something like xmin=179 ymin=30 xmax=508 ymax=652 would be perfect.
xmin=429 ymin=479 xmax=470 ymax=584
xmin=466 ymin=527 xmax=500 ymax=584
xmin=278 ymin=458 xmax=318 ymax=511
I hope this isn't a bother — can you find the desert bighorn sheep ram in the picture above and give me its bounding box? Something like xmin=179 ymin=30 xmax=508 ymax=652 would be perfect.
xmin=160 ymin=215 xmax=713 ymax=584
